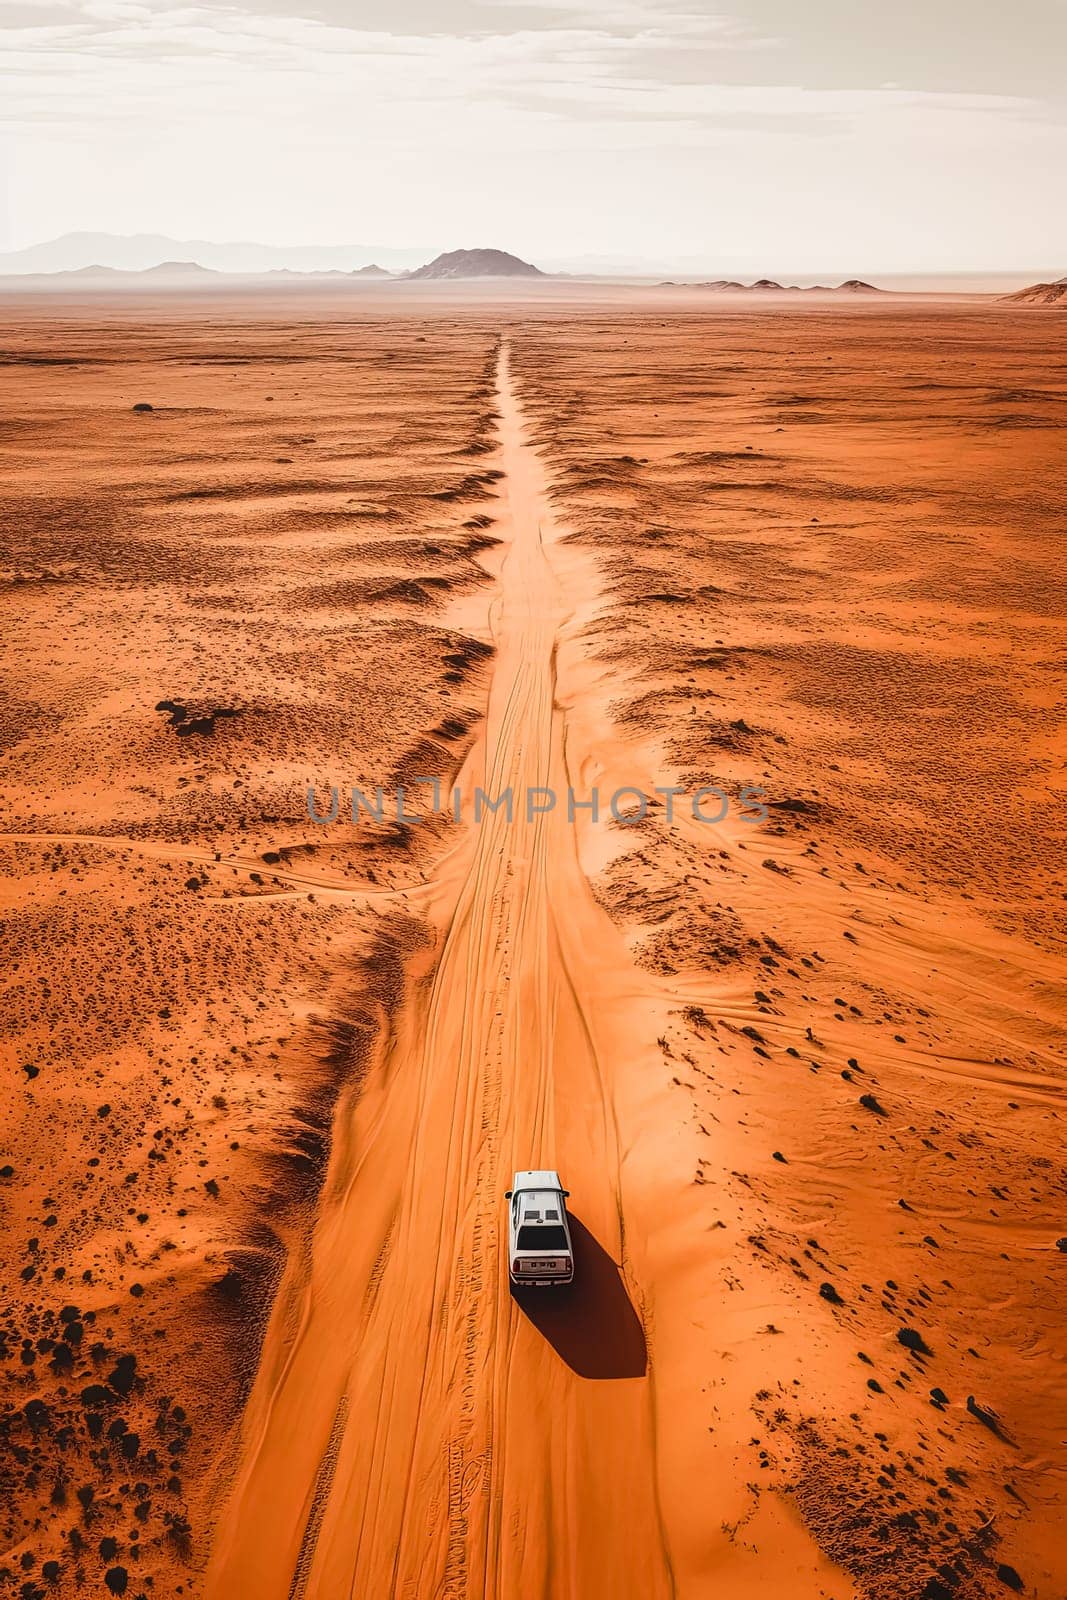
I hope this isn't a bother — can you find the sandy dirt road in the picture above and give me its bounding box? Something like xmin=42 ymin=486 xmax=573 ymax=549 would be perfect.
xmin=205 ymin=344 xmax=676 ymax=1600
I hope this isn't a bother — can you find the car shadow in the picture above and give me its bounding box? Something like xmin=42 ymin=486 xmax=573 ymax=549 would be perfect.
xmin=510 ymin=1214 xmax=647 ymax=1379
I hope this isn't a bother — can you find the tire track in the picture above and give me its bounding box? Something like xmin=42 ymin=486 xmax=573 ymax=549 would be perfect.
xmin=205 ymin=342 xmax=673 ymax=1600
xmin=287 ymin=1396 xmax=350 ymax=1600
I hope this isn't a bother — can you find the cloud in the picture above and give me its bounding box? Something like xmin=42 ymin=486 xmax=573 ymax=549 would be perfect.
xmin=1 ymin=0 xmax=1063 ymax=267
xmin=0 ymin=1 xmax=1045 ymax=134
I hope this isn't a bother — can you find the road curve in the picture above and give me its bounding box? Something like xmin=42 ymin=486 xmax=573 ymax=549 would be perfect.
xmin=204 ymin=343 xmax=675 ymax=1600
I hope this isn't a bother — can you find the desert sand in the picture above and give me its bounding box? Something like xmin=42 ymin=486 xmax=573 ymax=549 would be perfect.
xmin=1 ymin=288 xmax=1064 ymax=1600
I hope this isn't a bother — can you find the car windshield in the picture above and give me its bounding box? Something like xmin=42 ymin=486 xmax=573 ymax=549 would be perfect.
xmin=516 ymin=1225 xmax=568 ymax=1252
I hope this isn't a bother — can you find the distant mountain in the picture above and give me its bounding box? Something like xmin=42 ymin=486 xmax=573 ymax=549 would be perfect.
xmin=659 ymin=278 xmax=783 ymax=291
xmin=0 ymin=259 xmax=221 ymax=289
xmin=1003 ymin=276 xmax=1067 ymax=305
xmin=798 ymin=279 xmax=884 ymax=293
xmin=64 ymin=265 xmax=124 ymax=279
xmin=660 ymin=277 xmax=885 ymax=294
xmin=407 ymin=248 xmax=545 ymax=280
xmin=265 ymin=265 xmax=393 ymax=280
xmin=0 ymin=260 xmax=226 ymax=290
xmin=0 ymin=231 xmax=428 ymax=275
xmin=266 ymin=268 xmax=349 ymax=279
xmin=0 ymin=259 xmax=400 ymax=294
xmin=661 ymin=278 xmax=796 ymax=292
xmin=140 ymin=260 xmax=217 ymax=277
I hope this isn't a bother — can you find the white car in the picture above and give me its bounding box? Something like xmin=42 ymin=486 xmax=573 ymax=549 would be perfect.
xmin=505 ymin=1170 xmax=574 ymax=1287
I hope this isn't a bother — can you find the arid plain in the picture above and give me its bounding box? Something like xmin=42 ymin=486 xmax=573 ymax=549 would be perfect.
xmin=1 ymin=289 xmax=1064 ymax=1600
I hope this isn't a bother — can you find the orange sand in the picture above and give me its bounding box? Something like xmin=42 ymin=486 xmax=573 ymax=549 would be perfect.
xmin=1 ymin=290 xmax=1064 ymax=1600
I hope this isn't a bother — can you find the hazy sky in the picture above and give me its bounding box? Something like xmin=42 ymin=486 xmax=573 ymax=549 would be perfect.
xmin=1 ymin=0 xmax=1065 ymax=269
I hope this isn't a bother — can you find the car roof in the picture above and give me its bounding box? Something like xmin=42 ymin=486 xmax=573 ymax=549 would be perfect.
xmin=517 ymin=1191 xmax=564 ymax=1211
xmin=516 ymin=1195 xmax=567 ymax=1231
xmin=512 ymin=1169 xmax=563 ymax=1191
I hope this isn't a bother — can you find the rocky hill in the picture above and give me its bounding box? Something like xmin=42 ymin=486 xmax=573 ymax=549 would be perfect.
xmin=1003 ymin=277 xmax=1067 ymax=305
xmin=407 ymin=248 xmax=544 ymax=280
